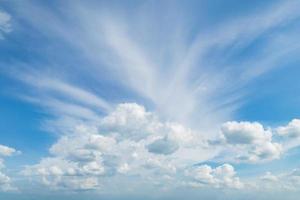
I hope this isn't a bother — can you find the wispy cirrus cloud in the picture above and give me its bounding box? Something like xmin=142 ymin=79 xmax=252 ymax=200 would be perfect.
xmin=0 ymin=10 xmax=11 ymax=39
xmin=9 ymin=0 xmax=300 ymax=131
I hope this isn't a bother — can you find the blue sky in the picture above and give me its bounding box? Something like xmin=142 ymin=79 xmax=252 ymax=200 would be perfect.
xmin=1 ymin=0 xmax=300 ymax=199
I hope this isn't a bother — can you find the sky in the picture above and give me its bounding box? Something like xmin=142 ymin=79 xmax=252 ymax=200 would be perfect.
xmin=0 ymin=0 xmax=300 ymax=199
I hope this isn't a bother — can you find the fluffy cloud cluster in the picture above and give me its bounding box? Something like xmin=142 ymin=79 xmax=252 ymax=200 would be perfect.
xmin=184 ymin=164 xmax=243 ymax=189
xmin=0 ymin=144 xmax=19 ymax=191
xmin=99 ymin=103 xmax=197 ymax=147
xmin=23 ymin=103 xmax=216 ymax=191
xmin=217 ymin=121 xmax=282 ymax=163
xmin=22 ymin=102 xmax=300 ymax=191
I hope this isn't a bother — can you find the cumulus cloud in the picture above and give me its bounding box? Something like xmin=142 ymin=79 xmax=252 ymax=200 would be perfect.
xmin=23 ymin=132 xmax=174 ymax=190
xmin=276 ymin=119 xmax=300 ymax=138
xmin=21 ymin=103 xmax=300 ymax=192
xmin=221 ymin=121 xmax=272 ymax=145
xmin=273 ymin=119 xmax=300 ymax=152
xmin=0 ymin=144 xmax=19 ymax=157
xmin=0 ymin=144 xmax=19 ymax=191
xmin=0 ymin=171 xmax=11 ymax=191
xmin=23 ymin=103 xmax=214 ymax=191
xmin=215 ymin=121 xmax=282 ymax=163
xmin=24 ymin=104 xmax=300 ymax=191
xmin=99 ymin=103 xmax=203 ymax=152
xmin=100 ymin=103 xmax=159 ymax=141
xmin=184 ymin=164 xmax=243 ymax=189
xmin=22 ymin=157 xmax=103 ymax=190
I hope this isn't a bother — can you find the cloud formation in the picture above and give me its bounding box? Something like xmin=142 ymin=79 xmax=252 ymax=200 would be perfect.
xmin=23 ymin=103 xmax=215 ymax=191
xmin=19 ymin=101 xmax=300 ymax=192
xmin=217 ymin=121 xmax=282 ymax=163
xmin=1 ymin=0 xmax=300 ymax=198
xmin=0 ymin=10 xmax=11 ymax=39
xmin=277 ymin=119 xmax=300 ymax=138
xmin=9 ymin=0 xmax=300 ymax=135
xmin=257 ymin=168 xmax=300 ymax=191
xmin=0 ymin=144 xmax=19 ymax=191
xmin=184 ymin=164 xmax=243 ymax=189
xmin=0 ymin=145 xmax=19 ymax=157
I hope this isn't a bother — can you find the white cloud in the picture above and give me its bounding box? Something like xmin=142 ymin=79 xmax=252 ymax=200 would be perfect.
xmin=0 ymin=171 xmax=11 ymax=191
xmin=260 ymin=172 xmax=279 ymax=182
xmin=100 ymin=103 xmax=160 ymax=141
xmin=221 ymin=121 xmax=272 ymax=145
xmin=16 ymin=73 xmax=111 ymax=113
xmin=22 ymin=157 xmax=103 ymax=190
xmin=0 ymin=144 xmax=19 ymax=157
xmin=100 ymin=103 xmax=203 ymax=151
xmin=26 ymin=76 xmax=111 ymax=112
xmin=0 ymin=144 xmax=19 ymax=191
xmin=216 ymin=121 xmax=282 ymax=163
xmin=277 ymin=119 xmax=300 ymax=138
xmin=18 ymin=102 xmax=300 ymax=192
xmin=22 ymin=103 xmax=216 ymax=191
xmin=13 ymin=74 xmax=112 ymax=135
xmin=184 ymin=164 xmax=243 ymax=189
xmin=274 ymin=119 xmax=300 ymax=152
xmin=24 ymin=103 xmax=300 ymax=191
